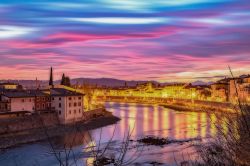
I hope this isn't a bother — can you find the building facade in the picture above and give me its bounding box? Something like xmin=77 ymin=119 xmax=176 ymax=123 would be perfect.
xmin=229 ymin=76 xmax=250 ymax=103
xmin=1 ymin=93 xmax=36 ymax=112
xmin=51 ymin=88 xmax=84 ymax=124
xmin=0 ymin=83 xmax=19 ymax=90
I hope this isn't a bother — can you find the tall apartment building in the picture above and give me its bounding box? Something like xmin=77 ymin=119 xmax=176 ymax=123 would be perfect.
xmin=51 ymin=88 xmax=84 ymax=124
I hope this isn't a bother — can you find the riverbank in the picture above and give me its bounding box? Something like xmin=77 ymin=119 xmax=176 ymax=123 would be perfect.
xmin=0 ymin=109 xmax=120 ymax=149
xmin=98 ymin=96 xmax=236 ymax=113
xmin=162 ymin=103 xmax=234 ymax=113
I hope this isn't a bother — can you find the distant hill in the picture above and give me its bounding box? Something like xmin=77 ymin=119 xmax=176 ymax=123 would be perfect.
xmin=1 ymin=78 xmax=214 ymax=89
xmin=69 ymin=78 xmax=155 ymax=87
xmin=192 ymin=80 xmax=214 ymax=86
xmin=0 ymin=78 xmax=158 ymax=88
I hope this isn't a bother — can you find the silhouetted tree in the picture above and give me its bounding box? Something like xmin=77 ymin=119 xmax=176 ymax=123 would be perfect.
xmin=65 ymin=77 xmax=71 ymax=86
xmin=60 ymin=73 xmax=65 ymax=85
xmin=61 ymin=73 xmax=71 ymax=87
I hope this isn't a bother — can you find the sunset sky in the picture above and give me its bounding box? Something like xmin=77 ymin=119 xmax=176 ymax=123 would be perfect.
xmin=0 ymin=0 xmax=250 ymax=82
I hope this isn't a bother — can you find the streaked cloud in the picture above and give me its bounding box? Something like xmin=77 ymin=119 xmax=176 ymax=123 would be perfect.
xmin=66 ymin=17 xmax=168 ymax=25
xmin=0 ymin=0 xmax=249 ymax=81
xmin=0 ymin=26 xmax=38 ymax=39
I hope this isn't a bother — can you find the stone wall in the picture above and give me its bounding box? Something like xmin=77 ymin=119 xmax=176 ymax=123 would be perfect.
xmin=0 ymin=112 xmax=59 ymax=134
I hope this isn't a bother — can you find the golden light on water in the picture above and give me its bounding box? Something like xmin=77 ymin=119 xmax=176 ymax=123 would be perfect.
xmin=103 ymin=103 xmax=232 ymax=140
xmin=153 ymin=105 xmax=159 ymax=135
xmin=201 ymin=113 xmax=207 ymax=138
xmin=162 ymin=110 xmax=169 ymax=137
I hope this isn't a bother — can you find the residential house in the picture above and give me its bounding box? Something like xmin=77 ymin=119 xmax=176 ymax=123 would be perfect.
xmin=51 ymin=88 xmax=84 ymax=124
xmin=230 ymin=75 xmax=250 ymax=103
xmin=1 ymin=91 xmax=36 ymax=112
xmin=0 ymin=83 xmax=20 ymax=90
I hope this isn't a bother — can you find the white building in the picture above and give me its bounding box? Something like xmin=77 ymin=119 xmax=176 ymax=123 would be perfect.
xmin=51 ymin=88 xmax=84 ymax=124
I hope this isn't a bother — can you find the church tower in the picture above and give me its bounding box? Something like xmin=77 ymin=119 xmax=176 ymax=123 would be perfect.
xmin=49 ymin=67 xmax=53 ymax=87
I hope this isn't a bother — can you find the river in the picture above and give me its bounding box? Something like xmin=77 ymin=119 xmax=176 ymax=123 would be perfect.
xmin=0 ymin=102 xmax=229 ymax=166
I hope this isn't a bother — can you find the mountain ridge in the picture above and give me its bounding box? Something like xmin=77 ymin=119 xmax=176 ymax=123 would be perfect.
xmin=0 ymin=78 xmax=212 ymax=88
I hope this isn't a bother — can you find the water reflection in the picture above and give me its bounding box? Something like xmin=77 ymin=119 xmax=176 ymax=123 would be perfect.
xmin=0 ymin=102 xmax=231 ymax=166
xmin=105 ymin=102 xmax=219 ymax=140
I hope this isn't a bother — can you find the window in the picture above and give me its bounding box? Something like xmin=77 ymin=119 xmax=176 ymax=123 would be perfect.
xmin=69 ymin=110 xmax=71 ymax=114
xmin=69 ymin=103 xmax=71 ymax=107
xmin=74 ymin=102 xmax=77 ymax=107
xmin=58 ymin=111 xmax=61 ymax=115
xmin=59 ymin=103 xmax=61 ymax=108
xmin=79 ymin=109 xmax=81 ymax=113
xmin=29 ymin=99 xmax=32 ymax=102
xmin=69 ymin=97 xmax=72 ymax=100
xmin=42 ymin=104 xmax=45 ymax=109
xmin=59 ymin=97 xmax=61 ymax=101
xmin=22 ymin=99 xmax=25 ymax=102
xmin=78 ymin=97 xmax=81 ymax=100
xmin=78 ymin=102 xmax=81 ymax=106
xmin=43 ymin=97 xmax=45 ymax=101
xmin=52 ymin=97 xmax=54 ymax=100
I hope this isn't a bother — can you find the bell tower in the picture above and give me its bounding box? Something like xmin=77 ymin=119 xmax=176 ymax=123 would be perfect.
xmin=49 ymin=67 xmax=54 ymax=87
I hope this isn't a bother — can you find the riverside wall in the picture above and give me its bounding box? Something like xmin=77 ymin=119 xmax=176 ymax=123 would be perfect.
xmin=0 ymin=112 xmax=59 ymax=135
xmin=96 ymin=96 xmax=235 ymax=112
xmin=0 ymin=108 xmax=120 ymax=149
xmin=0 ymin=108 xmax=111 ymax=135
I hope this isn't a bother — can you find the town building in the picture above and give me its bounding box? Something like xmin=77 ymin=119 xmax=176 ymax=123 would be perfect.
xmin=51 ymin=88 xmax=84 ymax=124
xmin=229 ymin=75 xmax=250 ymax=103
xmin=211 ymin=83 xmax=229 ymax=102
xmin=29 ymin=90 xmax=52 ymax=112
xmin=1 ymin=91 xmax=36 ymax=112
xmin=0 ymin=82 xmax=20 ymax=90
xmin=0 ymin=100 xmax=11 ymax=112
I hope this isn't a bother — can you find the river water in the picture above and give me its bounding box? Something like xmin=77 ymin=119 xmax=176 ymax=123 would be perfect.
xmin=0 ymin=102 xmax=229 ymax=166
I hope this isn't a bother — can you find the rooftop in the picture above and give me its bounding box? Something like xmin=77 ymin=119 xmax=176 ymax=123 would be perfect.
xmin=0 ymin=82 xmax=18 ymax=86
xmin=2 ymin=90 xmax=49 ymax=98
xmin=50 ymin=88 xmax=84 ymax=97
